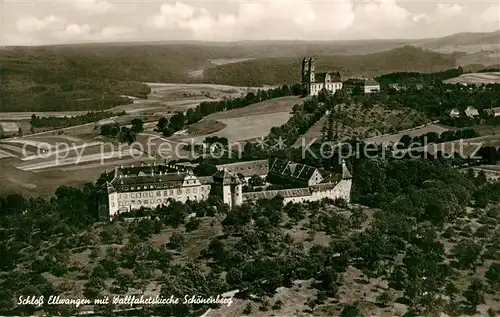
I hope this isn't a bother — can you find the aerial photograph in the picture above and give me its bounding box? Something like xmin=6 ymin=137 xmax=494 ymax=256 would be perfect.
xmin=0 ymin=0 xmax=500 ymax=316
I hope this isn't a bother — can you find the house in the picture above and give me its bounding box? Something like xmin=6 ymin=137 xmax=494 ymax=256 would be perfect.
xmin=465 ymin=106 xmax=479 ymax=118
xmin=486 ymin=107 xmax=500 ymax=117
xmin=0 ymin=122 xmax=19 ymax=136
xmin=364 ymin=79 xmax=380 ymax=93
xmin=449 ymin=108 xmax=460 ymax=118
xmin=301 ymin=58 xmax=343 ymax=96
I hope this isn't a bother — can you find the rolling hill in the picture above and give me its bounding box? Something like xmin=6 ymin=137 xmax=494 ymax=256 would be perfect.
xmin=1 ymin=30 xmax=499 ymax=112
xmin=202 ymin=46 xmax=458 ymax=86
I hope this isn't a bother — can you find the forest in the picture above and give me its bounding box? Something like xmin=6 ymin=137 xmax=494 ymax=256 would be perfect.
xmin=1 ymin=73 xmax=500 ymax=316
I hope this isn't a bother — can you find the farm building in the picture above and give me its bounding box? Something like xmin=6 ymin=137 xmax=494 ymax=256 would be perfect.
xmin=0 ymin=122 xmax=19 ymax=136
xmin=465 ymin=106 xmax=480 ymax=118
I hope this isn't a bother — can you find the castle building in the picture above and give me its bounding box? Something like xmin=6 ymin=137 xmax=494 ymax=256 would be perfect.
xmin=99 ymin=159 xmax=352 ymax=219
xmin=301 ymin=57 xmax=343 ymax=96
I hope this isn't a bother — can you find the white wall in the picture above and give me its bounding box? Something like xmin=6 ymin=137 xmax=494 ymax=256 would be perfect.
xmin=108 ymin=184 xmax=212 ymax=217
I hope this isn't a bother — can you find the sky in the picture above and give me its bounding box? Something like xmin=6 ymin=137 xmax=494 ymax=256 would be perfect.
xmin=1 ymin=0 xmax=500 ymax=45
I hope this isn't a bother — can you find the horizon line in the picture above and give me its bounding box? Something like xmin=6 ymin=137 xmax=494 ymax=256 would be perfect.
xmin=2 ymin=30 xmax=499 ymax=48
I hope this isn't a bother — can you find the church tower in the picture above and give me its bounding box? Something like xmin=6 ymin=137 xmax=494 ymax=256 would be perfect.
xmin=308 ymin=57 xmax=315 ymax=83
xmin=301 ymin=58 xmax=309 ymax=84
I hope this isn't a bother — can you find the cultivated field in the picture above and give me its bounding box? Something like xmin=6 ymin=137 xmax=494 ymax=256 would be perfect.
xmin=188 ymin=112 xmax=293 ymax=144
xmin=444 ymin=72 xmax=500 ymax=85
xmin=206 ymin=96 xmax=303 ymax=120
xmin=0 ymin=83 xmax=273 ymax=194
xmin=182 ymin=96 xmax=302 ymax=143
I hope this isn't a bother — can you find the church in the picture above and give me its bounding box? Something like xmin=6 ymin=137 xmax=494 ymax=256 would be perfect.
xmin=301 ymin=57 xmax=343 ymax=96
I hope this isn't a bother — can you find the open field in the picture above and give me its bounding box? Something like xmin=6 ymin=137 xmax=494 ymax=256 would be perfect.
xmin=206 ymin=96 xmax=303 ymax=120
xmin=444 ymin=72 xmax=500 ymax=85
xmin=187 ymin=112 xmax=292 ymax=144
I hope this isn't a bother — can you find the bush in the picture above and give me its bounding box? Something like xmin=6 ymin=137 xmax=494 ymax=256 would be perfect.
xmin=243 ymin=303 xmax=252 ymax=315
xmin=168 ymin=233 xmax=186 ymax=250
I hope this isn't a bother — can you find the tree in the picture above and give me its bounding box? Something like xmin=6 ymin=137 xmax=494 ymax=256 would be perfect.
xmin=485 ymin=263 xmax=500 ymax=287
xmin=451 ymin=240 xmax=482 ymax=270
xmin=463 ymin=279 xmax=485 ymax=308
xmin=130 ymin=118 xmax=144 ymax=133
xmin=340 ymin=304 xmax=361 ymax=317
xmin=248 ymin=175 xmax=265 ymax=187
xmin=168 ymin=232 xmax=185 ymax=250
xmin=156 ymin=117 xmax=169 ymax=131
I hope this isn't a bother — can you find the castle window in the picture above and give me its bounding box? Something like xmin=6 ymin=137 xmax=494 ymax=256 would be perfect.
xmin=194 ymin=196 xmax=197 ymax=201
xmin=177 ymin=189 xmax=182 ymax=195
xmin=137 ymin=200 xmax=141 ymax=204
xmin=164 ymin=190 xmax=168 ymax=196
xmin=137 ymin=193 xmax=141 ymax=198
xmin=156 ymin=191 xmax=161 ymax=196
xmin=149 ymin=192 xmax=153 ymax=197
xmin=186 ymin=188 xmax=190 ymax=194
xmin=131 ymin=200 xmax=135 ymax=204
xmin=157 ymin=199 xmax=161 ymax=204
xmin=193 ymin=188 xmax=197 ymax=193
xmin=170 ymin=190 xmax=174 ymax=195
xmin=143 ymin=186 xmax=147 ymax=189
xmin=144 ymin=200 xmax=148 ymax=205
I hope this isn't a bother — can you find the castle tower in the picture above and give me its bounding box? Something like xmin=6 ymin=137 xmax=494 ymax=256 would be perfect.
xmin=308 ymin=57 xmax=315 ymax=83
xmin=212 ymin=168 xmax=243 ymax=208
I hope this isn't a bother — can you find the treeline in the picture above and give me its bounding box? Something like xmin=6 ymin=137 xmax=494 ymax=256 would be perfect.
xmin=375 ymin=66 xmax=464 ymax=87
xmin=397 ymin=128 xmax=479 ymax=147
xmin=30 ymin=111 xmax=125 ymax=129
xmin=100 ymin=118 xmax=144 ymax=144
xmin=155 ymin=85 xmax=304 ymax=137
xmin=359 ymin=82 xmax=500 ymax=119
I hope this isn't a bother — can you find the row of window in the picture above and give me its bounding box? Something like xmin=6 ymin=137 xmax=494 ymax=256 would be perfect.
xmin=119 ymin=179 xmax=199 ymax=191
xmin=112 ymin=194 xmax=206 ymax=208
xmin=117 ymin=186 xmax=208 ymax=199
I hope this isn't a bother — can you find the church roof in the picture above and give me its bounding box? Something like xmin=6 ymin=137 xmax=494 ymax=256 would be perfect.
xmin=315 ymin=72 xmax=342 ymax=83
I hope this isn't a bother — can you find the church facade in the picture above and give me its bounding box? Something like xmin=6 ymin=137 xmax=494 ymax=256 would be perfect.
xmin=301 ymin=57 xmax=343 ymax=96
